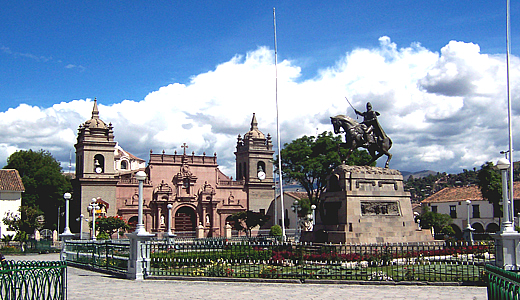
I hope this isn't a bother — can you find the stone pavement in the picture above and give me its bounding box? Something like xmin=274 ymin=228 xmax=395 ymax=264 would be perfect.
xmin=6 ymin=253 xmax=487 ymax=300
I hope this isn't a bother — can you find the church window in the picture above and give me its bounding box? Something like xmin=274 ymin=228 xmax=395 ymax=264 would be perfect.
xmin=257 ymin=161 xmax=266 ymax=173
xmin=121 ymin=160 xmax=128 ymax=170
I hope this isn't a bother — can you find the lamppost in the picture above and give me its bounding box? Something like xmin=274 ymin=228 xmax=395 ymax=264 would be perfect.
xmin=291 ymin=200 xmax=301 ymax=239
xmin=463 ymin=200 xmax=474 ymax=242
xmin=135 ymin=171 xmax=148 ymax=235
xmin=76 ymin=214 xmax=84 ymax=240
xmin=127 ymin=171 xmax=154 ymax=280
xmin=88 ymin=198 xmax=99 ymax=240
xmin=311 ymin=204 xmax=316 ymax=226
xmin=62 ymin=192 xmax=73 ymax=235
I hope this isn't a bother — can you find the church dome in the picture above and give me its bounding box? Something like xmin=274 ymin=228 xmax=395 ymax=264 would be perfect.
xmin=82 ymin=99 xmax=108 ymax=129
xmin=244 ymin=113 xmax=265 ymax=140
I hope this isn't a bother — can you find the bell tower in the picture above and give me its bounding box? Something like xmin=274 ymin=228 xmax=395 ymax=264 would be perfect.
xmin=235 ymin=114 xmax=275 ymax=214
xmin=72 ymin=99 xmax=118 ymax=233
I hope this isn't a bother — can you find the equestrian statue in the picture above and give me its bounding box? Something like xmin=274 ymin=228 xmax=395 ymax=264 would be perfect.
xmin=331 ymin=101 xmax=392 ymax=168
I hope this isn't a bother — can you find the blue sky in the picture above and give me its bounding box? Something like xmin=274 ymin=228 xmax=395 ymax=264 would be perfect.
xmin=1 ymin=1 xmax=519 ymax=175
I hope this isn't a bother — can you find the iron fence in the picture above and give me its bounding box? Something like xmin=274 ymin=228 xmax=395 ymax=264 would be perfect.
xmin=486 ymin=264 xmax=520 ymax=299
xmin=146 ymin=240 xmax=493 ymax=283
xmin=63 ymin=239 xmax=130 ymax=273
xmin=0 ymin=260 xmax=67 ymax=300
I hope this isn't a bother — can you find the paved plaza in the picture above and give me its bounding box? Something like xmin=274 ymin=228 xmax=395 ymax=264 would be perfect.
xmin=6 ymin=253 xmax=487 ymax=299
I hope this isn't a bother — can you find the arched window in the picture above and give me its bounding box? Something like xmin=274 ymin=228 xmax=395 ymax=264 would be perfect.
xmin=94 ymin=154 xmax=105 ymax=173
xmin=121 ymin=160 xmax=128 ymax=170
xmin=257 ymin=161 xmax=266 ymax=173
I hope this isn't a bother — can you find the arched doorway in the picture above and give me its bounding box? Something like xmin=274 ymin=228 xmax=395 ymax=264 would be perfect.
xmin=471 ymin=222 xmax=486 ymax=240
xmin=175 ymin=206 xmax=196 ymax=233
xmin=486 ymin=223 xmax=500 ymax=233
xmin=128 ymin=216 xmax=138 ymax=232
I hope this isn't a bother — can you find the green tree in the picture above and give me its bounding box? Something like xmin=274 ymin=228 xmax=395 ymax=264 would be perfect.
xmin=477 ymin=161 xmax=503 ymax=218
xmin=229 ymin=210 xmax=270 ymax=237
xmin=2 ymin=206 xmax=44 ymax=237
xmin=89 ymin=216 xmax=130 ymax=238
xmin=276 ymin=131 xmax=372 ymax=214
xmin=477 ymin=162 xmax=502 ymax=205
xmin=3 ymin=149 xmax=72 ymax=230
xmin=418 ymin=210 xmax=452 ymax=233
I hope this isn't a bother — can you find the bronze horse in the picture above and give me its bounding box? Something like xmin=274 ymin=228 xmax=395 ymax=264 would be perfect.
xmin=331 ymin=115 xmax=392 ymax=168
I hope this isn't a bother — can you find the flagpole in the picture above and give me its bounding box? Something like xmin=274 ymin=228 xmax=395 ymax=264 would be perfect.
xmin=273 ymin=7 xmax=286 ymax=241
xmin=506 ymin=0 xmax=515 ymax=223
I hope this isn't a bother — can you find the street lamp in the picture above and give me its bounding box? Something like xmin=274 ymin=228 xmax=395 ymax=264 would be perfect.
xmin=88 ymin=198 xmax=100 ymax=240
xmin=463 ymin=200 xmax=474 ymax=242
xmin=135 ymin=171 xmax=148 ymax=235
xmin=291 ymin=200 xmax=302 ymax=238
xmin=62 ymin=192 xmax=73 ymax=235
xmin=311 ymin=204 xmax=316 ymax=226
xmin=76 ymin=214 xmax=84 ymax=240
xmin=497 ymin=158 xmax=515 ymax=233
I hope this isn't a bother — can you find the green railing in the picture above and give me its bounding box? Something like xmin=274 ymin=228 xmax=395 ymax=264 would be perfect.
xmin=486 ymin=264 xmax=520 ymax=299
xmin=63 ymin=240 xmax=129 ymax=273
xmin=146 ymin=240 xmax=493 ymax=283
xmin=0 ymin=260 xmax=67 ymax=300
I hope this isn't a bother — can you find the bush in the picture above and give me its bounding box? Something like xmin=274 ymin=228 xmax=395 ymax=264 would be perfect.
xmin=269 ymin=225 xmax=282 ymax=236
xmin=96 ymin=232 xmax=110 ymax=240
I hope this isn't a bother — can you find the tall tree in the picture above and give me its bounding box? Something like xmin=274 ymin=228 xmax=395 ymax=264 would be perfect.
xmin=3 ymin=149 xmax=72 ymax=230
xmin=276 ymin=131 xmax=372 ymax=207
xmin=477 ymin=161 xmax=503 ymax=217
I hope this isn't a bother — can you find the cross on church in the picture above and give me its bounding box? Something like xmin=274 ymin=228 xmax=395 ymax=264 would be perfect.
xmin=181 ymin=143 xmax=188 ymax=155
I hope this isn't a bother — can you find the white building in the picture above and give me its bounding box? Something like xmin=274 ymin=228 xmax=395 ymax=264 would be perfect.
xmin=420 ymin=185 xmax=516 ymax=239
xmin=114 ymin=143 xmax=146 ymax=173
xmin=0 ymin=169 xmax=24 ymax=237
xmin=274 ymin=191 xmax=312 ymax=231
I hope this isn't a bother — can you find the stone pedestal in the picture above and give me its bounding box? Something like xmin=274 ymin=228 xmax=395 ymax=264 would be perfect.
xmin=127 ymin=232 xmax=155 ymax=280
xmin=494 ymin=231 xmax=520 ymax=271
xmin=59 ymin=232 xmax=75 ymax=261
xmin=303 ymin=165 xmax=433 ymax=244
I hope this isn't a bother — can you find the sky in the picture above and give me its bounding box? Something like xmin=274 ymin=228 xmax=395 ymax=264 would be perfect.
xmin=1 ymin=1 xmax=520 ymax=177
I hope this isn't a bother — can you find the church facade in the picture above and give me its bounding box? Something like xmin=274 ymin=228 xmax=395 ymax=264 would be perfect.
xmin=72 ymin=100 xmax=275 ymax=237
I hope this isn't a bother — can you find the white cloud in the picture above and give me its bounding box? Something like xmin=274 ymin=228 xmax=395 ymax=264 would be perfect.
xmin=0 ymin=38 xmax=518 ymax=176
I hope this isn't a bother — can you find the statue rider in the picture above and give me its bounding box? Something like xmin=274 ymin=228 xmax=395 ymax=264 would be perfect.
xmin=354 ymin=102 xmax=388 ymax=146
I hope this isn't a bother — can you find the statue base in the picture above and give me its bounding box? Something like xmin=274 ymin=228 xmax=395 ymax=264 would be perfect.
xmin=302 ymin=165 xmax=433 ymax=244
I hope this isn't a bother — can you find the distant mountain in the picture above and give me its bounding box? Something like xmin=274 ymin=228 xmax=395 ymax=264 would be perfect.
xmin=400 ymin=170 xmax=439 ymax=181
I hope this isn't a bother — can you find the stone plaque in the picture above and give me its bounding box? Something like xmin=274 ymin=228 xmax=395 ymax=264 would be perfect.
xmin=361 ymin=201 xmax=400 ymax=216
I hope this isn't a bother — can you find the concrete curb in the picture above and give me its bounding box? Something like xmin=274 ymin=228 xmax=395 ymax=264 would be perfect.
xmin=144 ymin=275 xmax=486 ymax=286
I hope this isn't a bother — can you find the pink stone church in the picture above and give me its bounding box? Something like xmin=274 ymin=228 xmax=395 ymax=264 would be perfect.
xmin=71 ymin=100 xmax=275 ymax=237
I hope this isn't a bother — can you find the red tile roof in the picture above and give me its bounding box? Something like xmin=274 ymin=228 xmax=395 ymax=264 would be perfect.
xmin=284 ymin=191 xmax=308 ymax=200
xmin=422 ymin=183 xmax=520 ymax=204
xmin=0 ymin=169 xmax=25 ymax=192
